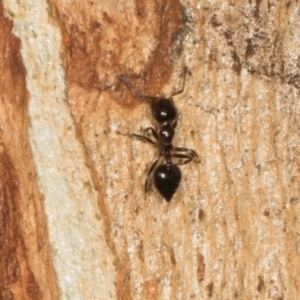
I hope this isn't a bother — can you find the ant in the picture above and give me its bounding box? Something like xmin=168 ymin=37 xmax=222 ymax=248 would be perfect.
xmin=119 ymin=71 xmax=200 ymax=202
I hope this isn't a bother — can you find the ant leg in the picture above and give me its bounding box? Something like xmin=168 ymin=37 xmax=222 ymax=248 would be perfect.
xmin=117 ymin=131 xmax=157 ymax=145
xmin=144 ymin=158 xmax=160 ymax=198
xmin=171 ymin=153 xmax=194 ymax=165
xmin=129 ymin=133 xmax=157 ymax=145
xmin=172 ymin=119 xmax=178 ymax=129
xmin=143 ymin=127 xmax=159 ymax=140
xmin=173 ymin=147 xmax=200 ymax=163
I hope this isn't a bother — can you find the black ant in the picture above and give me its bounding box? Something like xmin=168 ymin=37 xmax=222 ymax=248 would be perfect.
xmin=119 ymin=71 xmax=200 ymax=202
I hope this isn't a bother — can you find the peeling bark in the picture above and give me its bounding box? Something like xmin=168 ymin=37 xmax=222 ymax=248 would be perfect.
xmin=0 ymin=3 xmax=59 ymax=299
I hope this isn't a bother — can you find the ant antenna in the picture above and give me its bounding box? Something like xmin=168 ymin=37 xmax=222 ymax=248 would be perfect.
xmin=120 ymin=66 xmax=188 ymax=101
xmin=119 ymin=75 xmax=154 ymax=102
xmin=172 ymin=66 xmax=188 ymax=97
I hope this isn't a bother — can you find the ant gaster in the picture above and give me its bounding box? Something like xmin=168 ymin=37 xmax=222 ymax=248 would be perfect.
xmin=119 ymin=71 xmax=200 ymax=202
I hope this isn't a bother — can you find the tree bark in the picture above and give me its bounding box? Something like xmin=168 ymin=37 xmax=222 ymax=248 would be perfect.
xmin=0 ymin=3 xmax=59 ymax=299
xmin=1 ymin=0 xmax=300 ymax=299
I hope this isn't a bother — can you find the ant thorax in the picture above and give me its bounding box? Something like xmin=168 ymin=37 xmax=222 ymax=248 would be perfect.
xmin=158 ymin=122 xmax=175 ymax=145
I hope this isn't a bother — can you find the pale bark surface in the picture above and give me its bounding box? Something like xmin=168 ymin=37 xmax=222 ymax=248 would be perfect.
xmin=0 ymin=3 xmax=59 ymax=299
xmin=1 ymin=0 xmax=300 ymax=299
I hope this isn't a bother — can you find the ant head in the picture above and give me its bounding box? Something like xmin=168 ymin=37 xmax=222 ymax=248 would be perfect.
xmin=151 ymin=98 xmax=177 ymax=123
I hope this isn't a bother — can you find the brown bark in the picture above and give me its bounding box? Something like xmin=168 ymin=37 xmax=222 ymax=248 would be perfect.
xmin=2 ymin=0 xmax=300 ymax=299
xmin=0 ymin=3 xmax=59 ymax=299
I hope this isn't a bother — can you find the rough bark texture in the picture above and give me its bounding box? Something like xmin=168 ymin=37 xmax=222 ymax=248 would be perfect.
xmin=0 ymin=3 xmax=59 ymax=299
xmin=1 ymin=0 xmax=300 ymax=299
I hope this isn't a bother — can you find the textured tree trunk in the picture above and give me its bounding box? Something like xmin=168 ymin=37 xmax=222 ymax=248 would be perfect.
xmin=1 ymin=0 xmax=300 ymax=299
